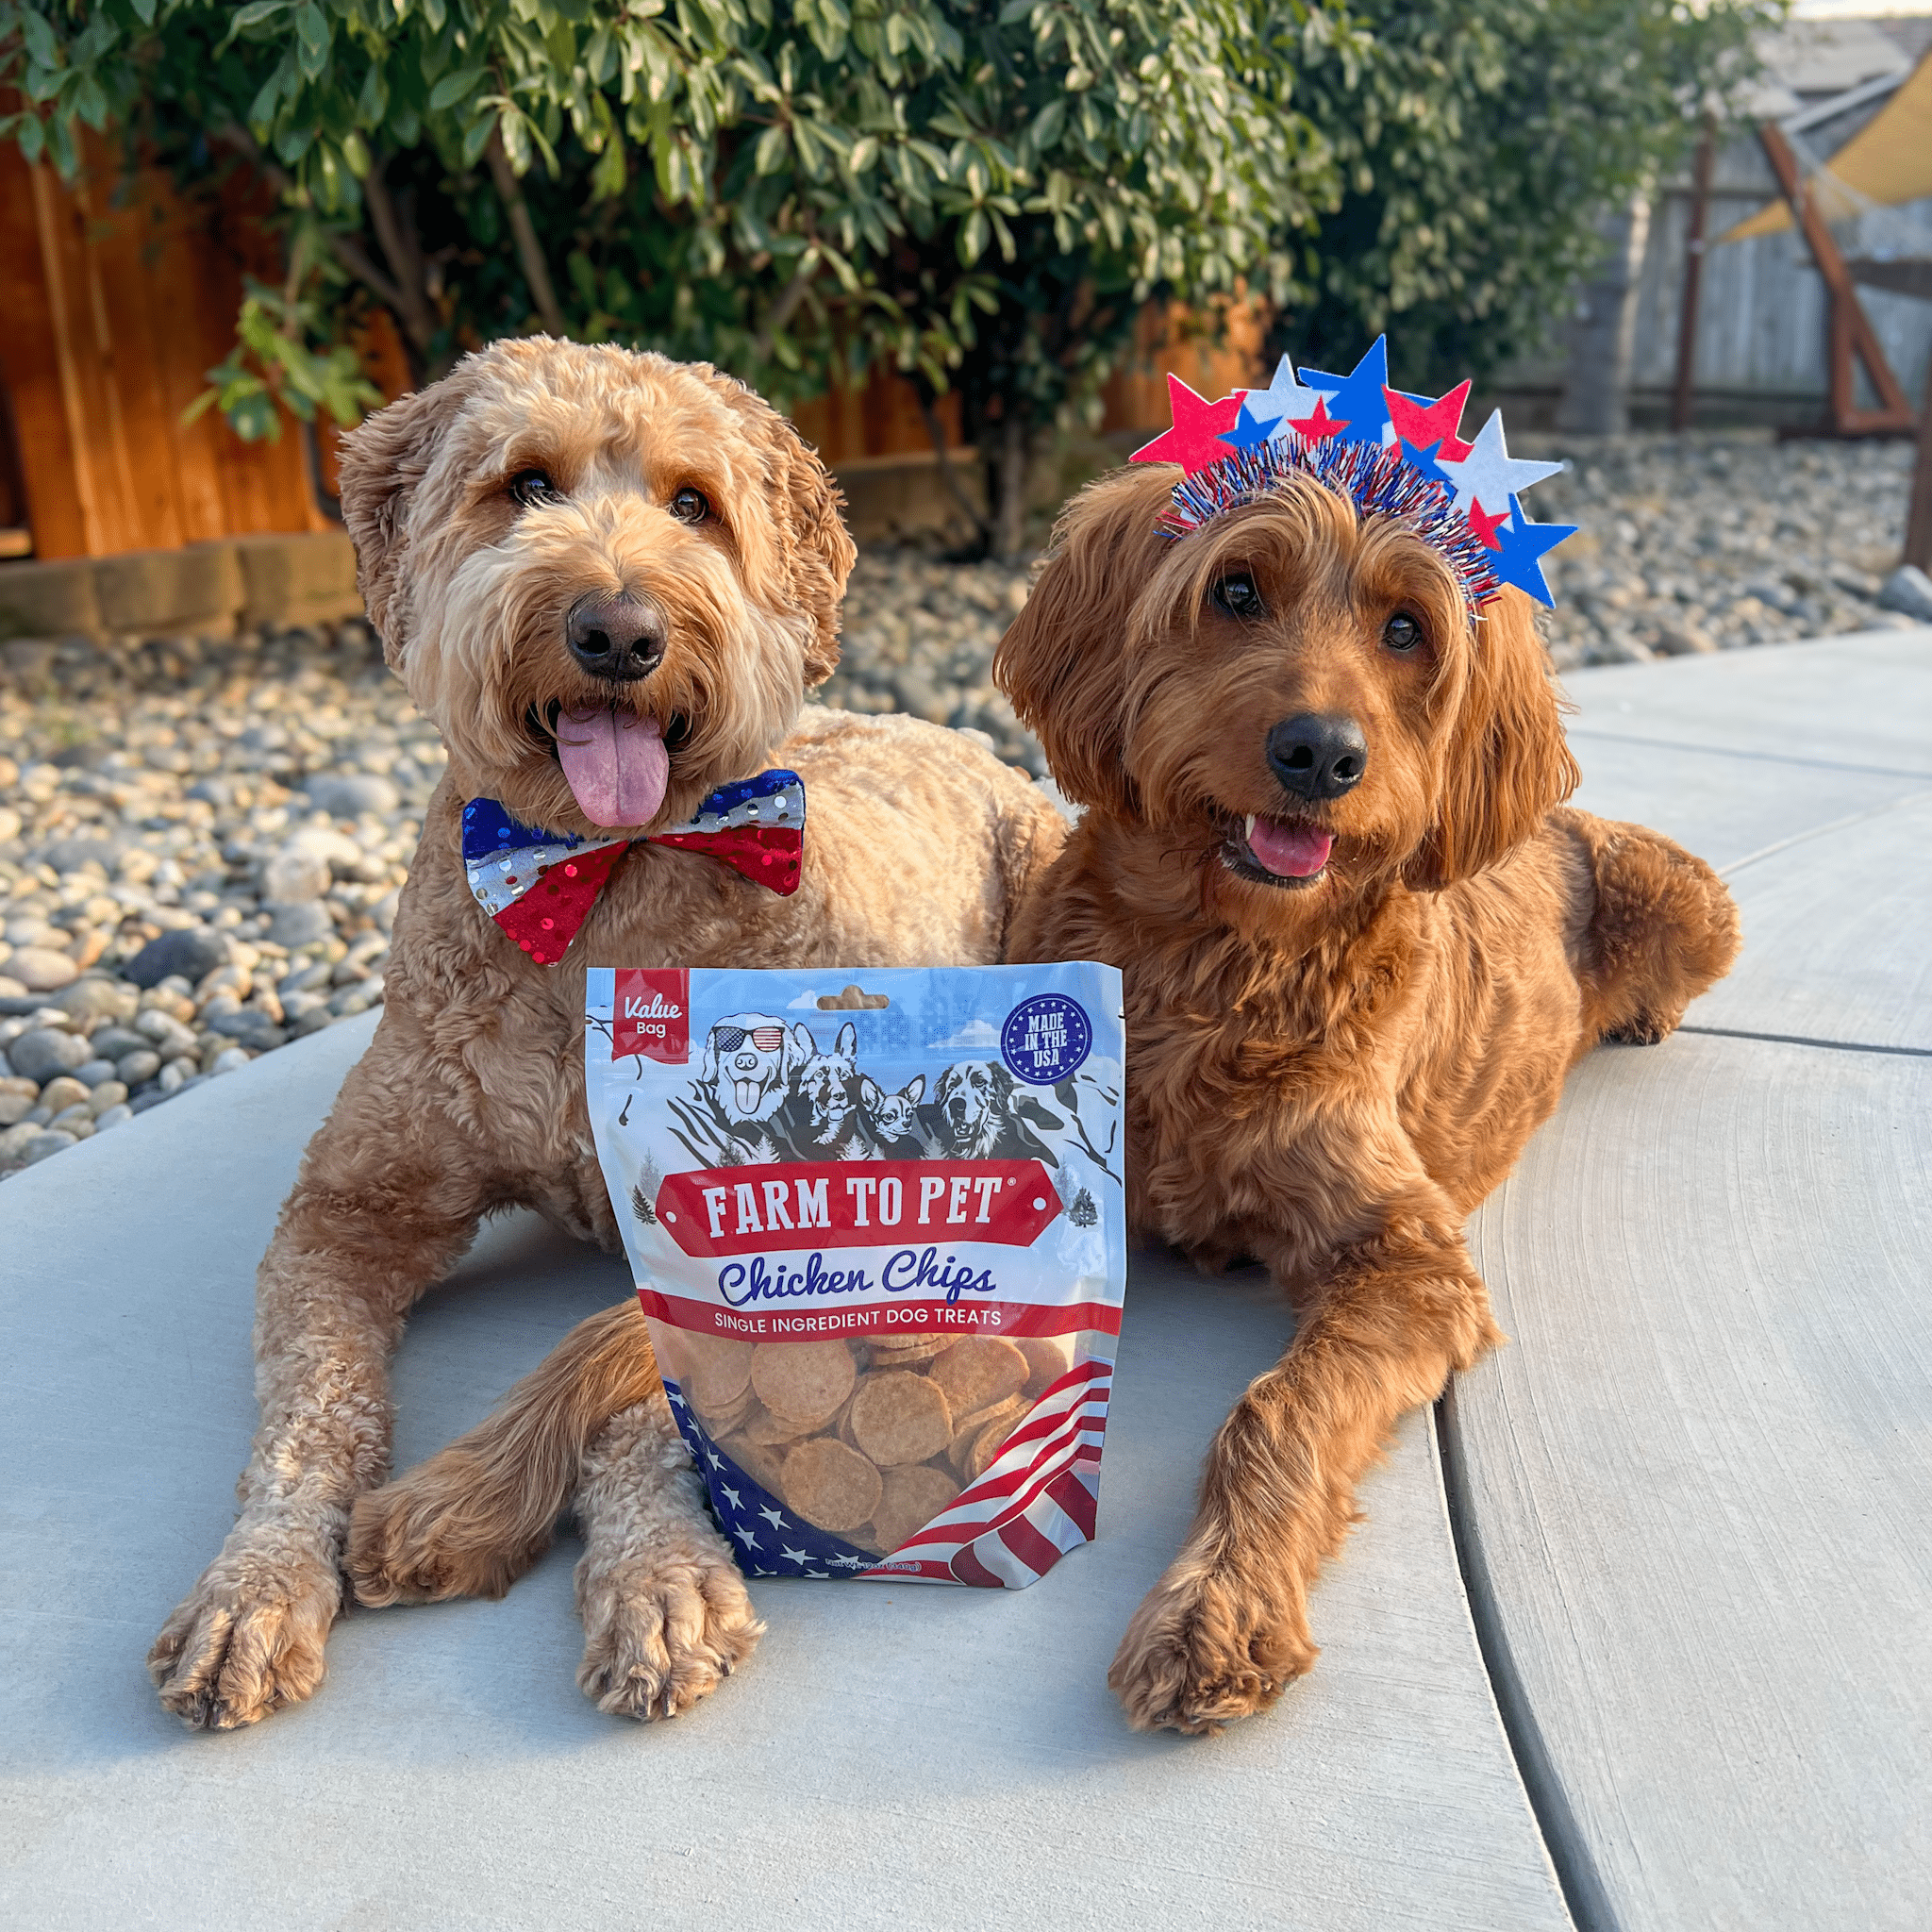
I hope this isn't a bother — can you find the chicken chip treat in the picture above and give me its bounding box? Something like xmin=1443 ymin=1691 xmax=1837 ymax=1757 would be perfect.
xmin=586 ymin=964 xmax=1125 ymax=1587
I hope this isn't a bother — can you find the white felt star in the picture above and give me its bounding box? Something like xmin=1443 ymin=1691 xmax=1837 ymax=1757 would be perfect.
xmin=718 ymin=1484 xmax=742 ymax=1509
xmin=1435 ymin=410 xmax=1563 ymax=516
xmin=704 ymin=1447 xmax=723 ymax=1470
xmin=1241 ymin=354 xmax=1336 ymax=435
xmin=733 ymin=1523 xmax=759 ymax=1549
xmin=780 ymin=1544 xmax=809 ymax=1564
xmin=758 ymin=1504 xmax=788 ymax=1530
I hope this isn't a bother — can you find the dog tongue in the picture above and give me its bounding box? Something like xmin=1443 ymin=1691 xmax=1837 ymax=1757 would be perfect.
xmin=555 ymin=708 xmax=667 ymax=827
xmin=1246 ymin=815 xmax=1334 ymax=878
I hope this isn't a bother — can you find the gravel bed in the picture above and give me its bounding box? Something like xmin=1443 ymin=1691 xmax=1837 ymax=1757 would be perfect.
xmin=0 ymin=430 xmax=1923 ymax=1176
xmin=1532 ymin=433 xmax=1919 ymax=667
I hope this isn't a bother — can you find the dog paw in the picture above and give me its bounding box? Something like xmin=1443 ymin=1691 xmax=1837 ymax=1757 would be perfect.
xmin=146 ymin=1526 xmax=342 ymax=1730
xmin=348 ymin=1450 xmax=550 ymax=1607
xmin=1603 ymin=1010 xmax=1679 ymax=1047
xmin=575 ymin=1544 xmax=764 ymax=1721
xmin=1108 ymin=1556 xmax=1315 ymax=1736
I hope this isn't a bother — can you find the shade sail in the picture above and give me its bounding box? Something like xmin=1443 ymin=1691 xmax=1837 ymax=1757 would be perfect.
xmin=1720 ymin=52 xmax=1932 ymax=242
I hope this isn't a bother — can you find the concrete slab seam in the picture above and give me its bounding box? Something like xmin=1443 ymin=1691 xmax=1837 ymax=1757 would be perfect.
xmin=1433 ymin=1391 xmax=1606 ymax=1932
xmin=1566 ymin=728 xmax=1932 ymax=785
xmin=1713 ymin=787 xmax=1932 ymax=878
xmin=1675 ymin=1024 xmax=1932 ymax=1060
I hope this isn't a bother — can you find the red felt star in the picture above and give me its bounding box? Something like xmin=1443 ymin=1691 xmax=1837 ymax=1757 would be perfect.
xmin=1465 ymin=498 xmax=1511 ymax=551
xmin=1384 ymin=380 xmax=1474 ymax=463
xmin=1286 ymin=396 xmax=1348 ymax=442
xmin=1129 ymin=375 xmax=1245 ymax=475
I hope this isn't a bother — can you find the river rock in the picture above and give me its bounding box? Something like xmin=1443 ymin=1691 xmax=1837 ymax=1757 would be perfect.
xmin=260 ymin=842 xmax=332 ymax=904
xmin=6 ymin=1027 xmax=89 ymax=1084
xmin=8 ymin=947 xmax=79 ymax=992
xmin=125 ymin=927 xmax=229 ymax=990
xmin=116 ymin=1048 xmax=161 ymax=1087
xmin=267 ymin=901 xmax=336 ymax=947
xmin=1877 ymin=563 xmax=1932 ymax=623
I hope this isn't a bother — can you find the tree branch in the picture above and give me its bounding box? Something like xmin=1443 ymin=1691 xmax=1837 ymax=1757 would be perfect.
xmin=360 ymin=158 xmax=440 ymax=356
xmin=209 ymin=122 xmax=418 ymax=334
xmin=916 ymin=389 xmax=991 ymax=547
xmin=486 ymin=128 xmax=569 ymax=338
xmin=754 ymin=258 xmax=816 ymax=361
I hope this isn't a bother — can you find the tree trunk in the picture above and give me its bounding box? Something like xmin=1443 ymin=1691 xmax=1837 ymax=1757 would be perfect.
xmin=916 ymin=390 xmax=991 ymax=551
xmin=995 ymin=410 xmax=1029 ymax=561
xmin=486 ymin=131 xmax=569 ymax=339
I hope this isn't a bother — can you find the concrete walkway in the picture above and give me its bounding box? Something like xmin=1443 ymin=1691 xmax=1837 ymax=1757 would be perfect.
xmin=2 ymin=628 xmax=1926 ymax=1930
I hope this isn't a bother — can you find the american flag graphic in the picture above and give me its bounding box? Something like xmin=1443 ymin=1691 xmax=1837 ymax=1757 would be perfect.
xmin=663 ymin=1358 xmax=1112 ymax=1588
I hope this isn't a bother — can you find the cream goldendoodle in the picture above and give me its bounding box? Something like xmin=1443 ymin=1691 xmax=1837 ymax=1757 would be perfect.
xmin=146 ymin=340 xmax=1063 ymax=1729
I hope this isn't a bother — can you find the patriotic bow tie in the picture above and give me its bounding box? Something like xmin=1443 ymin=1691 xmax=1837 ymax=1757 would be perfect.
xmin=462 ymin=769 xmax=805 ymax=965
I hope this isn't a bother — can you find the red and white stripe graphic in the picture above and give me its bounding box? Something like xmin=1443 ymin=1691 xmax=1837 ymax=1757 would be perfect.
xmin=857 ymin=1358 xmax=1112 ymax=1588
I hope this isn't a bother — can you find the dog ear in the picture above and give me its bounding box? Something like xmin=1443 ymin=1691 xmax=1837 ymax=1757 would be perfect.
xmin=992 ymin=465 xmax=1173 ymax=817
xmin=901 ymin=1074 xmax=924 ymax=1106
xmin=858 ymin=1076 xmax=882 ymax=1111
xmin=700 ymin=1032 xmax=719 ymax=1086
xmin=335 ymin=378 xmax=464 ymax=669
xmin=759 ymin=409 xmax=854 ymax=689
xmin=835 ymin=1022 xmax=858 ymax=1059
xmin=988 ymin=1062 xmax=1018 ymax=1107
xmin=788 ymin=1024 xmax=816 ymax=1073
xmin=1407 ymin=589 xmax=1581 ymax=891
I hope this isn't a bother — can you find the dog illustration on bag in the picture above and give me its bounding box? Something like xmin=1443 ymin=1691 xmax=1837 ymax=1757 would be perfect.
xmin=788 ymin=1021 xmax=874 ymax=1159
xmin=858 ymin=1074 xmax=928 ymax=1156
xmin=926 ymin=1060 xmax=1057 ymax=1162
xmin=668 ymin=1012 xmax=803 ymax=1165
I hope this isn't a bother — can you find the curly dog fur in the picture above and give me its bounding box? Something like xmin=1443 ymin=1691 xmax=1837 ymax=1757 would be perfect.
xmin=145 ymin=341 xmax=1063 ymax=1729
xmin=991 ymin=462 xmax=1740 ymax=1735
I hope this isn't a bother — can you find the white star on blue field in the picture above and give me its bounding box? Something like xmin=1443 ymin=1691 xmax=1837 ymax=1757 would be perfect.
xmin=662 ymin=1375 xmax=884 ymax=1577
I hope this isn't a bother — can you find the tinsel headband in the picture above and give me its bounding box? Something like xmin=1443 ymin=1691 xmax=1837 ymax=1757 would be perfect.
xmin=1128 ymin=335 xmax=1577 ymax=611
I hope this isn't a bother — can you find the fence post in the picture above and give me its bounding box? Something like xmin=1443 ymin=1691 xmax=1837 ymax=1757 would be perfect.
xmin=1671 ymin=114 xmax=1717 ymax=434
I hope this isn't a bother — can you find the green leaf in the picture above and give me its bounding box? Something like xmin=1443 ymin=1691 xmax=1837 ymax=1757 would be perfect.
xmin=221 ymin=0 xmax=289 ymax=47
xmin=591 ymin=132 xmax=626 ymax=198
xmin=21 ymin=11 xmax=59 ymax=68
xmin=72 ymin=75 xmax=108 ymax=131
xmin=356 ymin=59 xmax=389 ymax=125
xmin=754 ymin=122 xmax=789 ymax=174
xmin=428 ymin=66 xmax=490 ymax=110
xmin=294 ymin=2 xmax=329 ymax=82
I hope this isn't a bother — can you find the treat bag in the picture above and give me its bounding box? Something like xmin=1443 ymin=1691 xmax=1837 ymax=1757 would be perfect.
xmin=586 ymin=964 xmax=1125 ymax=1587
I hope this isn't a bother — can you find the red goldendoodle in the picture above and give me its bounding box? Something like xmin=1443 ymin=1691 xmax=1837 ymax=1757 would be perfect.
xmin=992 ymin=461 xmax=1740 ymax=1735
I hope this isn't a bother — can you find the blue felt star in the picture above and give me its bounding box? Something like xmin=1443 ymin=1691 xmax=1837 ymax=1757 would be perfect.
xmin=1219 ymin=400 xmax=1280 ymax=450
xmin=1488 ymin=493 xmax=1577 ymax=607
xmin=1298 ymin=337 xmax=1393 ymax=449
xmin=1400 ymin=439 xmax=1451 ymax=486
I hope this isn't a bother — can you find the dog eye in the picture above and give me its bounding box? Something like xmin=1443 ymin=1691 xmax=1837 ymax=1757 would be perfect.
xmin=670 ymin=486 xmax=709 ymax=525
xmin=1383 ymin=611 xmax=1423 ymax=652
xmin=509 ymin=469 xmax=559 ymax=508
xmin=1213 ymin=574 xmax=1264 ymax=621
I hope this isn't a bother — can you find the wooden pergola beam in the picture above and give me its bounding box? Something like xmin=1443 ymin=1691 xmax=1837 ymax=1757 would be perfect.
xmin=1758 ymin=121 xmax=1916 ymax=437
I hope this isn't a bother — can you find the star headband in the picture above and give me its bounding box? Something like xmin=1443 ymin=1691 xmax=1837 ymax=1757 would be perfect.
xmin=1129 ymin=335 xmax=1577 ymax=610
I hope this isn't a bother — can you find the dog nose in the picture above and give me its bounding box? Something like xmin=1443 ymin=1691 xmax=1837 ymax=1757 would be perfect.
xmin=1267 ymin=712 xmax=1367 ymax=802
xmin=567 ymin=591 xmax=665 ymax=682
